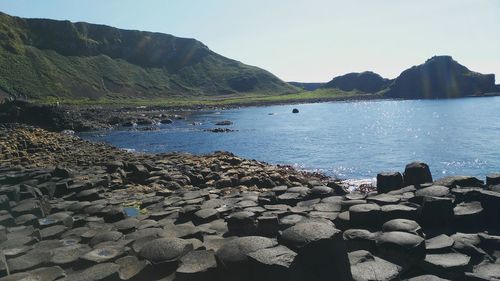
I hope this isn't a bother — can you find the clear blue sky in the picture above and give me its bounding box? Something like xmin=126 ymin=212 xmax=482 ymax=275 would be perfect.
xmin=1 ymin=0 xmax=499 ymax=82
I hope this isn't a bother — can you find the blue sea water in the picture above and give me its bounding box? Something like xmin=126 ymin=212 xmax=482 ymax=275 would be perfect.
xmin=80 ymin=97 xmax=500 ymax=180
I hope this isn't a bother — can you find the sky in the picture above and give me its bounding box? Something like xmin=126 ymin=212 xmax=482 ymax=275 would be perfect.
xmin=1 ymin=0 xmax=499 ymax=82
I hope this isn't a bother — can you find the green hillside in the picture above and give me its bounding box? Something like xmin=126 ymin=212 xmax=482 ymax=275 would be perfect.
xmin=0 ymin=12 xmax=298 ymax=102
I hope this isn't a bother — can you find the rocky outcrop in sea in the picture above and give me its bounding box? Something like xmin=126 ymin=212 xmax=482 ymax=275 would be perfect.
xmin=0 ymin=124 xmax=499 ymax=280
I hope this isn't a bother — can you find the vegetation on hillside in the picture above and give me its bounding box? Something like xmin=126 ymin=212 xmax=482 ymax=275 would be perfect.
xmin=0 ymin=12 xmax=298 ymax=101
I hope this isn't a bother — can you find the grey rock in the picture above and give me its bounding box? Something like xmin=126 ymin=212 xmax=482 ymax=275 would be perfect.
xmin=382 ymin=219 xmax=422 ymax=236
xmin=403 ymin=162 xmax=433 ymax=186
xmin=64 ymin=262 xmax=120 ymax=281
xmin=377 ymin=172 xmax=404 ymax=194
xmin=349 ymin=250 xmax=402 ymax=281
xmin=376 ymin=231 xmax=425 ymax=267
xmin=139 ymin=237 xmax=193 ymax=264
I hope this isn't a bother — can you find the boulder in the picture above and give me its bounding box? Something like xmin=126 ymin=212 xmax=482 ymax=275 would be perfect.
xmin=51 ymin=244 xmax=91 ymax=266
xmin=376 ymin=231 xmax=426 ymax=267
xmin=115 ymin=255 xmax=149 ymax=280
xmin=343 ymin=229 xmax=378 ymax=252
xmin=425 ymin=234 xmax=454 ymax=253
xmin=403 ymin=162 xmax=432 ymax=186
xmin=138 ymin=237 xmax=193 ymax=264
xmin=486 ymin=173 xmax=500 ymax=186
xmin=420 ymin=197 xmax=453 ymax=229
xmin=176 ymin=250 xmax=217 ymax=281
xmin=279 ymin=221 xmax=352 ymax=281
xmin=80 ymin=245 xmax=126 ymax=264
xmin=453 ymin=201 xmax=484 ymax=231
xmin=226 ymin=211 xmax=256 ymax=236
xmin=406 ymin=275 xmax=450 ymax=281
xmin=349 ymin=250 xmax=402 ymax=281
xmin=377 ymin=172 xmax=404 ymax=193
xmin=422 ymin=252 xmax=471 ymax=280
xmin=471 ymin=261 xmax=500 ymax=280
xmin=349 ymin=203 xmax=382 ymax=228
xmin=382 ymin=219 xmax=423 ymax=236
xmin=247 ymin=245 xmax=298 ymax=281
xmin=415 ymin=185 xmax=450 ymax=198
xmin=215 ymin=236 xmax=277 ymax=281
xmin=64 ymin=262 xmax=120 ymax=281
xmin=0 ymin=266 xmax=65 ymax=281
xmin=434 ymin=176 xmax=484 ymax=188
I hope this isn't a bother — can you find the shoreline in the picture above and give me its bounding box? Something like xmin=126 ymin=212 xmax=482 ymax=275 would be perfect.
xmin=1 ymin=124 xmax=499 ymax=280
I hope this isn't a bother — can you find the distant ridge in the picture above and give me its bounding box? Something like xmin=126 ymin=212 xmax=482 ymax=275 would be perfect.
xmin=323 ymin=56 xmax=496 ymax=99
xmin=288 ymin=82 xmax=324 ymax=91
xmin=323 ymin=71 xmax=390 ymax=93
xmin=0 ymin=11 xmax=297 ymax=101
xmin=385 ymin=56 xmax=496 ymax=99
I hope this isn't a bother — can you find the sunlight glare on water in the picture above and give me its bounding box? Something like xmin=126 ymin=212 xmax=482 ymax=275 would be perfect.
xmin=80 ymin=97 xmax=500 ymax=180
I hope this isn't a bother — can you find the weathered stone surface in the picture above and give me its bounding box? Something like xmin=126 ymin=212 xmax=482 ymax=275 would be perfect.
xmin=89 ymin=230 xmax=123 ymax=247
xmin=377 ymin=172 xmax=404 ymax=194
xmin=226 ymin=211 xmax=256 ymax=236
xmin=453 ymin=201 xmax=483 ymax=230
xmin=216 ymin=236 xmax=277 ymax=281
xmin=376 ymin=231 xmax=425 ymax=266
xmin=434 ymin=175 xmax=483 ymax=188
xmin=403 ymin=162 xmax=433 ymax=186
xmin=64 ymin=262 xmax=120 ymax=281
xmin=248 ymin=245 xmax=298 ymax=281
xmin=382 ymin=219 xmax=422 ymax=236
xmin=349 ymin=250 xmax=402 ymax=281
xmin=425 ymin=234 xmax=454 ymax=252
xmin=486 ymin=173 xmax=500 ymax=186
xmin=51 ymin=244 xmax=92 ymax=266
xmin=422 ymin=252 xmax=471 ymax=279
xmin=472 ymin=261 xmax=500 ymax=280
xmin=406 ymin=275 xmax=450 ymax=281
xmin=343 ymin=229 xmax=378 ymax=252
xmin=0 ymin=266 xmax=65 ymax=281
xmin=115 ymin=255 xmax=149 ymax=280
xmin=349 ymin=203 xmax=381 ymax=227
xmin=415 ymin=185 xmax=450 ymax=198
xmin=80 ymin=245 xmax=126 ymax=264
xmin=176 ymin=250 xmax=217 ymax=280
xmin=138 ymin=237 xmax=193 ymax=264
xmin=279 ymin=221 xmax=352 ymax=281
xmin=420 ymin=196 xmax=453 ymax=229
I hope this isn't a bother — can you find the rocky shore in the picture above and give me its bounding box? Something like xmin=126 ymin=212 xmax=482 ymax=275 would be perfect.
xmin=1 ymin=125 xmax=500 ymax=280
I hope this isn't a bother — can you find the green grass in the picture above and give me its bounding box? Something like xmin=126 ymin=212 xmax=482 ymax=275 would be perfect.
xmin=0 ymin=12 xmax=298 ymax=101
xmin=31 ymin=88 xmax=381 ymax=107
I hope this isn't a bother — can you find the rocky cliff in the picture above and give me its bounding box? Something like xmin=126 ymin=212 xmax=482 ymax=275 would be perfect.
xmin=0 ymin=12 xmax=297 ymax=100
xmin=323 ymin=71 xmax=391 ymax=93
xmin=385 ymin=56 xmax=496 ymax=99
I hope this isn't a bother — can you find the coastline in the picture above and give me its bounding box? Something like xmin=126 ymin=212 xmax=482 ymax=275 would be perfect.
xmin=1 ymin=124 xmax=500 ymax=280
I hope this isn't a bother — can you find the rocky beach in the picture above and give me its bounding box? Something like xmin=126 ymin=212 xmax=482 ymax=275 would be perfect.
xmin=0 ymin=124 xmax=499 ymax=280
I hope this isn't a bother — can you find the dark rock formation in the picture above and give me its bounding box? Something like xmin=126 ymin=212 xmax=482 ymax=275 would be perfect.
xmin=385 ymin=56 xmax=496 ymax=99
xmin=0 ymin=125 xmax=499 ymax=280
xmin=324 ymin=71 xmax=391 ymax=93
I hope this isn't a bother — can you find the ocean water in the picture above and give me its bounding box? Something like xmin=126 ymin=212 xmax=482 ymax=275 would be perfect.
xmin=80 ymin=97 xmax=500 ymax=181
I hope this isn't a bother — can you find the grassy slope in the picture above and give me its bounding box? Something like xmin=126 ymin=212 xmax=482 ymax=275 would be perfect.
xmin=0 ymin=12 xmax=299 ymax=102
xmin=32 ymin=88 xmax=381 ymax=107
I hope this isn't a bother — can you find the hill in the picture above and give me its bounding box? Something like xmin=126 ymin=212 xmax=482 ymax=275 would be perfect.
xmin=323 ymin=71 xmax=390 ymax=93
xmin=385 ymin=56 xmax=496 ymax=99
xmin=0 ymin=12 xmax=297 ymax=102
xmin=288 ymin=82 xmax=325 ymax=91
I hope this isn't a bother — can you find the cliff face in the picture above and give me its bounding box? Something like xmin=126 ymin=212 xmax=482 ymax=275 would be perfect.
xmin=323 ymin=71 xmax=390 ymax=93
xmin=0 ymin=12 xmax=297 ymax=100
xmin=385 ymin=56 xmax=496 ymax=99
